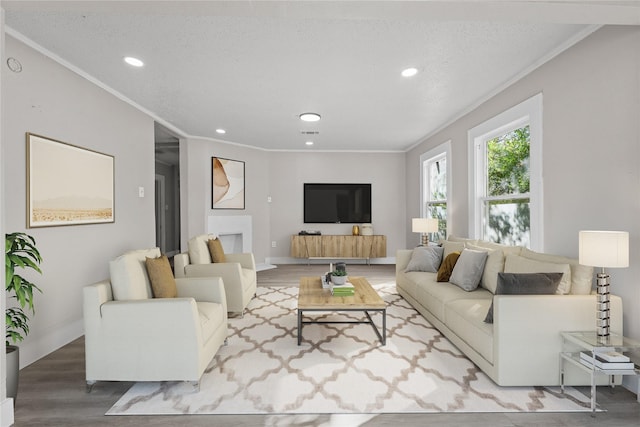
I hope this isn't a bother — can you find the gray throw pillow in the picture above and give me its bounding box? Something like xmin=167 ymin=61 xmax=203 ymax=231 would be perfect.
xmin=405 ymin=246 xmax=444 ymax=273
xmin=484 ymin=272 xmax=563 ymax=323
xmin=449 ymin=249 xmax=488 ymax=291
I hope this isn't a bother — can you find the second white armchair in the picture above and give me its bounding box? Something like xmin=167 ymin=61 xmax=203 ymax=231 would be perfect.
xmin=174 ymin=234 xmax=257 ymax=315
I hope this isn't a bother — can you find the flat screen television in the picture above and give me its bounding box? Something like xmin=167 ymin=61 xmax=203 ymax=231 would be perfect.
xmin=304 ymin=183 xmax=371 ymax=224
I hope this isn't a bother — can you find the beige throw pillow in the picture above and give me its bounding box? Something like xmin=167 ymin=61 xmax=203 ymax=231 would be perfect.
xmin=207 ymin=238 xmax=227 ymax=263
xmin=145 ymin=255 xmax=177 ymax=298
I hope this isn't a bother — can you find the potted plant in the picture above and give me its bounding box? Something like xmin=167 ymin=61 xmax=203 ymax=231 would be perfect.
xmin=5 ymin=232 xmax=42 ymax=402
xmin=331 ymin=269 xmax=348 ymax=286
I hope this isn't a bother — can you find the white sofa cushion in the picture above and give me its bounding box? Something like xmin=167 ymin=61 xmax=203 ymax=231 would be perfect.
xmin=520 ymin=248 xmax=593 ymax=295
xmin=445 ymin=298 xmax=494 ymax=363
xmin=504 ymin=254 xmax=571 ymax=294
xmin=442 ymin=240 xmax=465 ymax=258
xmin=110 ymin=248 xmax=160 ymax=300
xmin=188 ymin=234 xmax=217 ymax=265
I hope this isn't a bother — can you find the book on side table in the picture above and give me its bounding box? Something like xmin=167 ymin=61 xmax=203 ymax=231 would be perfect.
xmin=579 ymin=351 xmax=635 ymax=370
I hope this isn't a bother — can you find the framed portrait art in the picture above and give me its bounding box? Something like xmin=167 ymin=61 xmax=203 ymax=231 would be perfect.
xmin=26 ymin=133 xmax=115 ymax=228
xmin=212 ymin=157 xmax=245 ymax=209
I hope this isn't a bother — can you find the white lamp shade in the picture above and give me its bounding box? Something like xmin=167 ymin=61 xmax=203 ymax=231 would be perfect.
xmin=579 ymin=230 xmax=629 ymax=268
xmin=412 ymin=218 xmax=439 ymax=233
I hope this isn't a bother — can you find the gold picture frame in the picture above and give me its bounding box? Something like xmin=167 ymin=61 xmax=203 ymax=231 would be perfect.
xmin=26 ymin=133 xmax=115 ymax=228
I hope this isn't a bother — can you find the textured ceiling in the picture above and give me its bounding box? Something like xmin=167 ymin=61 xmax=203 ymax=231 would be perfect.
xmin=4 ymin=1 xmax=640 ymax=152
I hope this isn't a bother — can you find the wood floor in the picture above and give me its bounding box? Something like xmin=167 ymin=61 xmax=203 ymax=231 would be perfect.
xmin=12 ymin=264 xmax=640 ymax=426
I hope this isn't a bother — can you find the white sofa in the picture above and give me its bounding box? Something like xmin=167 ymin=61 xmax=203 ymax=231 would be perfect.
xmin=396 ymin=238 xmax=623 ymax=386
xmin=174 ymin=234 xmax=257 ymax=315
xmin=83 ymin=248 xmax=228 ymax=387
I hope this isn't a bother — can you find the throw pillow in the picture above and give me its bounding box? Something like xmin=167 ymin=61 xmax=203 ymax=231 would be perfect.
xmin=405 ymin=246 xmax=444 ymax=273
xmin=442 ymin=240 xmax=465 ymax=258
xmin=207 ymin=238 xmax=227 ymax=263
xmin=437 ymin=251 xmax=460 ymax=282
xmin=449 ymin=249 xmax=489 ymax=291
xmin=145 ymin=255 xmax=177 ymax=298
xmin=519 ymin=247 xmax=593 ymax=295
xmin=504 ymin=254 xmax=571 ymax=295
xmin=466 ymin=243 xmax=505 ymax=294
xmin=484 ymin=272 xmax=563 ymax=323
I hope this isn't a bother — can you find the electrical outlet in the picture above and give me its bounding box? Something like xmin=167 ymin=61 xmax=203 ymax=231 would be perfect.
xmin=267 ymin=196 xmax=272 ymax=203
xmin=271 ymin=241 xmax=277 ymax=248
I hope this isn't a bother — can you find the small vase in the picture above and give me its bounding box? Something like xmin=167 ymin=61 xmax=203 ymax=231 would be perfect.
xmin=332 ymin=275 xmax=347 ymax=286
xmin=352 ymin=225 xmax=360 ymax=236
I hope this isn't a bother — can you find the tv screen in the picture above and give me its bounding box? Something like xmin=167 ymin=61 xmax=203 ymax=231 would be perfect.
xmin=304 ymin=183 xmax=371 ymax=224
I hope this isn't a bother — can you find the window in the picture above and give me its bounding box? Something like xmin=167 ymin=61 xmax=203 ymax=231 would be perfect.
xmin=421 ymin=141 xmax=451 ymax=242
xmin=468 ymin=94 xmax=543 ymax=250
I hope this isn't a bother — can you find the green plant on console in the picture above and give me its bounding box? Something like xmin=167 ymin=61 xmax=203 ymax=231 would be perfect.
xmin=6 ymin=232 xmax=43 ymax=346
xmin=331 ymin=269 xmax=347 ymax=277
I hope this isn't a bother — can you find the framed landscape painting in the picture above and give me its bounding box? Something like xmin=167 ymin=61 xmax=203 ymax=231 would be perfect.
xmin=27 ymin=133 xmax=115 ymax=228
xmin=212 ymin=157 xmax=245 ymax=209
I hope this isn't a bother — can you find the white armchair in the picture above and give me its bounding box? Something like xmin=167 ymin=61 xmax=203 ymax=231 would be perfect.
xmin=83 ymin=248 xmax=228 ymax=389
xmin=174 ymin=234 xmax=257 ymax=316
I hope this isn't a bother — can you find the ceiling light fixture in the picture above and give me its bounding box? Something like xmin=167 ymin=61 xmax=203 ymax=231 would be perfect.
xmin=124 ymin=56 xmax=144 ymax=67
xmin=401 ymin=67 xmax=418 ymax=77
xmin=305 ymin=141 xmax=314 ymax=146
xmin=216 ymin=129 xmax=226 ymax=134
xmin=299 ymin=113 xmax=321 ymax=122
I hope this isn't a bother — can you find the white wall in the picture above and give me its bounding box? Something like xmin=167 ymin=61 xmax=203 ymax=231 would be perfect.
xmin=2 ymin=35 xmax=156 ymax=368
xmin=406 ymin=26 xmax=640 ymax=351
xmin=181 ymin=137 xmax=271 ymax=264
xmin=268 ymin=151 xmax=406 ymax=264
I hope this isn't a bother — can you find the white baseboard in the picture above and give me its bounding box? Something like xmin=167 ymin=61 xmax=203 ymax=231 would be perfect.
xmin=18 ymin=318 xmax=84 ymax=369
xmin=267 ymin=256 xmax=396 ymax=265
xmin=1 ymin=398 xmax=14 ymax=426
xmin=255 ymin=263 xmax=277 ymax=272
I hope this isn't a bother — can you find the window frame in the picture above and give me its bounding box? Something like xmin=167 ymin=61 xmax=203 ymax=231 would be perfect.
xmin=420 ymin=140 xmax=452 ymax=239
xmin=468 ymin=94 xmax=543 ymax=250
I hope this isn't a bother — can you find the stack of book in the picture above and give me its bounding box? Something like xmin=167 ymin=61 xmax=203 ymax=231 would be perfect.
xmin=579 ymin=350 xmax=635 ymax=371
xmin=331 ymin=282 xmax=355 ymax=296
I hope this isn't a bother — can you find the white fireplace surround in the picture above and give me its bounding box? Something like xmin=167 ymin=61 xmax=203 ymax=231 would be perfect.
xmin=207 ymin=215 xmax=252 ymax=254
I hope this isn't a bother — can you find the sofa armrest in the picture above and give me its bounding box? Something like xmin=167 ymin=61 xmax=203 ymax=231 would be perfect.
xmin=175 ymin=277 xmax=227 ymax=309
xmin=225 ymin=253 xmax=256 ymax=270
xmin=396 ymin=250 xmax=413 ymax=274
xmin=492 ymin=294 xmax=623 ymax=385
xmin=100 ymin=298 xmax=202 ymax=339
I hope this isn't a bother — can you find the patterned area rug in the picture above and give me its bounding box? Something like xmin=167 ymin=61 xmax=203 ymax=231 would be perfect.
xmin=107 ymin=283 xmax=591 ymax=415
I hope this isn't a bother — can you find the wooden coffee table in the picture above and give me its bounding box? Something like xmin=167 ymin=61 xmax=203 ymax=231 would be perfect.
xmin=297 ymin=276 xmax=386 ymax=345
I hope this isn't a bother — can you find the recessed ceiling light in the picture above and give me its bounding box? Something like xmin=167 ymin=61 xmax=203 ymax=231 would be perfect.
xmin=299 ymin=113 xmax=321 ymax=122
xmin=401 ymin=67 xmax=418 ymax=77
xmin=216 ymin=129 xmax=226 ymax=134
xmin=124 ymin=56 xmax=144 ymax=67
xmin=305 ymin=141 xmax=314 ymax=146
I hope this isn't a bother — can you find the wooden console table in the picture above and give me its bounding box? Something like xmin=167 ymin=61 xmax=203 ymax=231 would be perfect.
xmin=290 ymin=235 xmax=386 ymax=264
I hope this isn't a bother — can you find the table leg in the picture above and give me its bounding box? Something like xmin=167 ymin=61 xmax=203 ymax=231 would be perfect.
xmin=297 ymin=309 xmax=302 ymax=345
xmin=382 ymin=309 xmax=386 ymax=345
xmin=591 ymin=366 xmax=596 ymax=416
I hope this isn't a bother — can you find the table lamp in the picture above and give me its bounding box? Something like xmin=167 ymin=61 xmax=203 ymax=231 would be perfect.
xmin=412 ymin=218 xmax=439 ymax=246
xmin=578 ymin=230 xmax=629 ymax=338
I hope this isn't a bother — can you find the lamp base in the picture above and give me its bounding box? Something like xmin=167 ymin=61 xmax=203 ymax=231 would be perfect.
xmin=596 ymin=272 xmax=610 ymax=338
xmin=421 ymin=233 xmax=429 ymax=246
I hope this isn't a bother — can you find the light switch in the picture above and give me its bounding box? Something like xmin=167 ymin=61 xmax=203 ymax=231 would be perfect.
xmin=138 ymin=187 xmax=145 ymax=197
